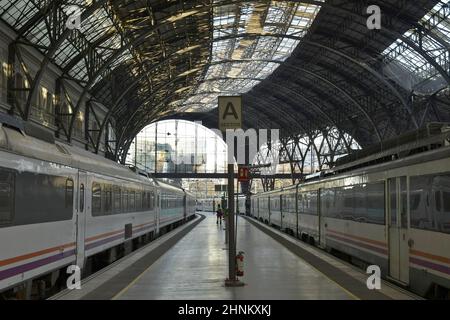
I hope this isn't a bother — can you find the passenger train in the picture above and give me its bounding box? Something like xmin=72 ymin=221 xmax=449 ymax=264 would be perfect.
xmin=0 ymin=122 xmax=196 ymax=299
xmin=196 ymin=195 xmax=247 ymax=214
xmin=251 ymin=130 xmax=450 ymax=299
xmin=195 ymin=198 xmax=216 ymax=212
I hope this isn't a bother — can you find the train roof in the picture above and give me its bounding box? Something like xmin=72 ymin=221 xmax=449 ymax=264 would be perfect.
xmin=154 ymin=179 xmax=185 ymax=194
xmin=0 ymin=123 xmax=150 ymax=185
xmin=253 ymin=137 xmax=450 ymax=196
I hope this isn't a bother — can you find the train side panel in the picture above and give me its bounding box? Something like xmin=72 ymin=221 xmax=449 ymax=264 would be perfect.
xmin=0 ymin=151 xmax=77 ymax=291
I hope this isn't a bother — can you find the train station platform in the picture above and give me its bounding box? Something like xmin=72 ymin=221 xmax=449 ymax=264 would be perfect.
xmin=52 ymin=214 xmax=418 ymax=300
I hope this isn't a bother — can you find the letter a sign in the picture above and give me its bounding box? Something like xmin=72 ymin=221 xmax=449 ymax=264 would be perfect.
xmin=218 ymin=96 xmax=242 ymax=132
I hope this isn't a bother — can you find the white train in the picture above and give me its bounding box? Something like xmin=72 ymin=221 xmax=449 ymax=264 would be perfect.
xmin=195 ymin=198 xmax=217 ymax=212
xmin=0 ymin=123 xmax=196 ymax=299
xmin=196 ymin=195 xmax=247 ymax=214
xmin=236 ymin=195 xmax=247 ymax=215
xmin=252 ymin=136 xmax=450 ymax=299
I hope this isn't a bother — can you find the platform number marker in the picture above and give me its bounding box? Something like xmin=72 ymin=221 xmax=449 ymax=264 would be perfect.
xmin=66 ymin=265 xmax=81 ymax=290
xmin=366 ymin=265 xmax=381 ymax=290
xmin=218 ymin=96 xmax=242 ymax=132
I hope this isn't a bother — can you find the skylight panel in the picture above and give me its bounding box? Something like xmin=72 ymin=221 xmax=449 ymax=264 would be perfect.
xmin=182 ymin=1 xmax=322 ymax=111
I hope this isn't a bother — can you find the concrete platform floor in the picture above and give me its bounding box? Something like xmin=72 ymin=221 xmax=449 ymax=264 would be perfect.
xmin=114 ymin=214 xmax=353 ymax=300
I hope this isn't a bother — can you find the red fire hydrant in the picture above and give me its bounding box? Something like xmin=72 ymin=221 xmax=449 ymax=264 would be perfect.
xmin=236 ymin=251 xmax=245 ymax=277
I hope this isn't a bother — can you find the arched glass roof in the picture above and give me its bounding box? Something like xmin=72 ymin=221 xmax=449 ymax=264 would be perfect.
xmin=175 ymin=1 xmax=322 ymax=112
xmin=0 ymin=0 xmax=448 ymax=162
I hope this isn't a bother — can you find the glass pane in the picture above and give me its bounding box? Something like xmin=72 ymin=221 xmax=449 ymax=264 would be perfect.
xmin=389 ymin=179 xmax=397 ymax=227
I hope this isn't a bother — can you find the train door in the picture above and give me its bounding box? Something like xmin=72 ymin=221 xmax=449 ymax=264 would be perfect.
xmin=295 ymin=187 xmax=299 ymax=239
xmin=76 ymin=171 xmax=87 ymax=269
xmin=183 ymin=194 xmax=187 ymax=221
xmin=257 ymin=197 xmax=260 ymax=219
xmin=387 ymin=177 xmax=409 ymax=285
xmin=280 ymin=194 xmax=283 ymax=230
xmin=155 ymin=190 xmax=161 ymax=235
xmin=318 ymin=189 xmax=326 ymax=248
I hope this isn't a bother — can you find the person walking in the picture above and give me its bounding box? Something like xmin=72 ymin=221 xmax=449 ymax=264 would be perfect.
xmin=216 ymin=204 xmax=223 ymax=225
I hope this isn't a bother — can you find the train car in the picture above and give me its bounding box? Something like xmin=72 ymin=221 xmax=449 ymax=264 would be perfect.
xmin=251 ymin=139 xmax=450 ymax=298
xmin=195 ymin=198 xmax=216 ymax=212
xmin=236 ymin=195 xmax=246 ymax=215
xmin=281 ymin=186 xmax=297 ymax=236
xmin=156 ymin=180 xmax=186 ymax=230
xmin=255 ymin=192 xmax=270 ymax=224
xmin=296 ymin=186 xmax=319 ymax=245
xmin=184 ymin=190 xmax=197 ymax=220
xmin=0 ymin=123 xmax=195 ymax=299
xmin=251 ymin=195 xmax=259 ymax=219
xmin=268 ymin=189 xmax=283 ymax=228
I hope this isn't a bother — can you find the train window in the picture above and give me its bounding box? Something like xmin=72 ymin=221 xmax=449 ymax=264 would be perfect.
xmin=303 ymin=191 xmax=318 ymax=215
xmin=435 ymin=191 xmax=441 ymax=212
xmin=114 ymin=186 xmax=121 ymax=213
xmin=389 ymin=179 xmax=397 ymax=227
xmin=410 ymin=175 xmax=432 ymax=230
xmin=433 ymin=175 xmax=450 ymax=234
xmin=136 ymin=191 xmax=142 ymax=211
xmin=410 ymin=174 xmax=450 ymax=234
xmin=400 ymin=177 xmax=408 ymax=228
xmin=80 ymin=184 xmax=85 ymax=212
xmin=150 ymin=192 xmax=155 ymax=210
xmin=283 ymin=194 xmax=296 ymax=213
xmin=103 ymin=184 xmax=112 ymax=215
xmin=322 ymin=183 xmax=384 ymax=224
xmin=14 ymin=173 xmax=73 ymax=224
xmin=0 ymin=170 xmax=14 ymax=225
xmin=129 ymin=190 xmax=135 ymax=211
xmin=142 ymin=191 xmax=148 ymax=209
xmin=122 ymin=189 xmax=128 ymax=212
xmin=65 ymin=178 xmax=74 ymax=208
xmin=410 ymin=193 xmax=421 ymax=211
xmin=92 ymin=182 xmax=102 ymax=216
xmin=365 ymin=183 xmax=385 ymax=224
xmin=443 ymin=192 xmax=450 ymax=212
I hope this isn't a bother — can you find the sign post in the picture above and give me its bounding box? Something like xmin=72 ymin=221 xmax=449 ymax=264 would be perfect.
xmin=219 ymin=96 xmax=244 ymax=287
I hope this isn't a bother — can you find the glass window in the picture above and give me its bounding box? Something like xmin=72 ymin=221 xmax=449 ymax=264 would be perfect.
xmin=150 ymin=192 xmax=155 ymax=210
xmin=136 ymin=191 xmax=142 ymax=211
xmin=103 ymin=184 xmax=112 ymax=214
xmin=129 ymin=190 xmax=135 ymax=211
xmin=433 ymin=175 xmax=450 ymax=234
xmin=114 ymin=185 xmax=121 ymax=213
xmin=400 ymin=177 xmax=407 ymax=228
xmin=0 ymin=170 xmax=14 ymax=225
xmin=435 ymin=191 xmax=441 ymax=212
xmin=142 ymin=191 xmax=148 ymax=209
xmin=389 ymin=179 xmax=397 ymax=227
xmin=366 ymin=183 xmax=385 ymax=224
xmin=14 ymin=173 xmax=73 ymax=224
xmin=410 ymin=174 xmax=450 ymax=234
xmin=80 ymin=184 xmax=85 ymax=212
xmin=92 ymin=182 xmax=102 ymax=215
xmin=65 ymin=178 xmax=74 ymax=209
xmin=322 ymin=183 xmax=384 ymax=224
xmin=443 ymin=192 xmax=450 ymax=213
xmin=303 ymin=191 xmax=318 ymax=215
xmin=123 ymin=189 xmax=128 ymax=212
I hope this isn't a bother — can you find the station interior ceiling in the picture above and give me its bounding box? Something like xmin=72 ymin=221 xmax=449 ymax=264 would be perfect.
xmin=0 ymin=0 xmax=449 ymax=161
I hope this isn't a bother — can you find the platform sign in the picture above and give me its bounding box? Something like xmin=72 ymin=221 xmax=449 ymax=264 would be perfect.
xmin=218 ymin=96 xmax=242 ymax=132
xmin=238 ymin=166 xmax=250 ymax=182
